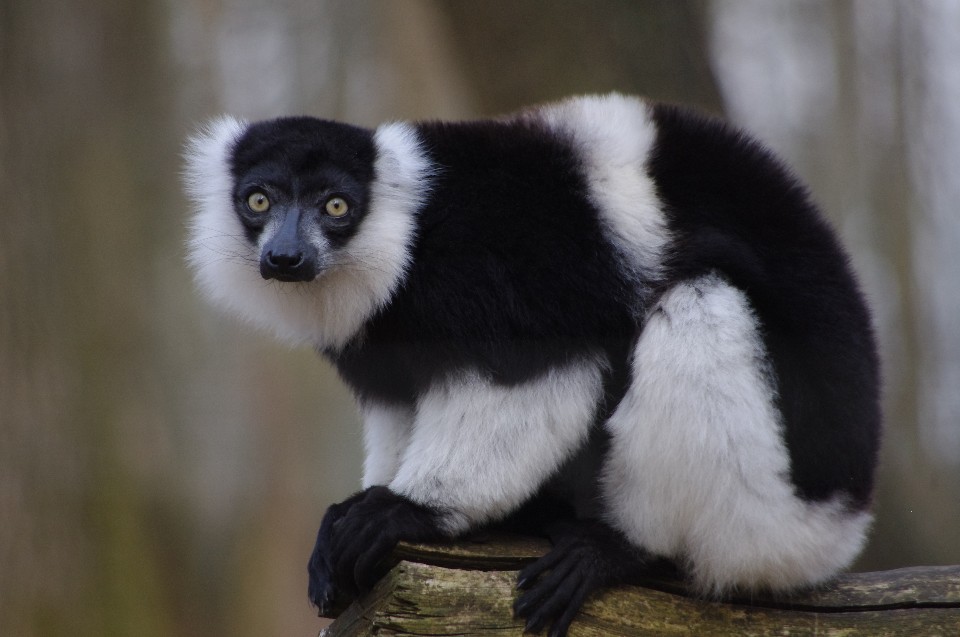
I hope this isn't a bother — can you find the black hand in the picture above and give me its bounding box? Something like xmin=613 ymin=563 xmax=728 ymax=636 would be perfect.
xmin=307 ymin=489 xmax=371 ymax=614
xmin=329 ymin=486 xmax=446 ymax=596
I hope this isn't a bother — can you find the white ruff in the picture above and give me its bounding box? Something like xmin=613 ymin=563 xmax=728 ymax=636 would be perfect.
xmin=183 ymin=119 xmax=431 ymax=350
xmin=390 ymin=357 xmax=606 ymax=534
xmin=602 ymin=274 xmax=871 ymax=593
xmin=535 ymin=94 xmax=669 ymax=302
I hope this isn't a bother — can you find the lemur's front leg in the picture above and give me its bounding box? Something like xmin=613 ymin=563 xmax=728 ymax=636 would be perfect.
xmin=310 ymin=358 xmax=605 ymax=613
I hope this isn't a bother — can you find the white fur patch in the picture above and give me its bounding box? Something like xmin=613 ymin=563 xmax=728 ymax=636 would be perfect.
xmin=389 ymin=358 xmax=606 ymax=534
xmin=601 ymin=273 xmax=870 ymax=593
xmin=183 ymin=119 xmax=431 ymax=350
xmin=535 ymin=94 xmax=668 ymax=304
xmin=360 ymin=401 xmax=414 ymax=488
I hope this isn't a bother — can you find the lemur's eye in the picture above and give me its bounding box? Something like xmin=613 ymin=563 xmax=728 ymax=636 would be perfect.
xmin=325 ymin=197 xmax=349 ymax=217
xmin=247 ymin=192 xmax=270 ymax=213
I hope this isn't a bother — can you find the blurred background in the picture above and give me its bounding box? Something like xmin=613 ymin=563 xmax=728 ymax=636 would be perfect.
xmin=2 ymin=1 xmax=958 ymax=635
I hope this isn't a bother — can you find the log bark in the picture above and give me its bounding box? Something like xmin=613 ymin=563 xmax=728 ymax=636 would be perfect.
xmin=322 ymin=534 xmax=960 ymax=636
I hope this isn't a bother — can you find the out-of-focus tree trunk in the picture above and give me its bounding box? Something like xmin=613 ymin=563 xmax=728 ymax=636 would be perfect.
xmin=438 ymin=0 xmax=723 ymax=114
xmin=0 ymin=1 xmax=176 ymax=635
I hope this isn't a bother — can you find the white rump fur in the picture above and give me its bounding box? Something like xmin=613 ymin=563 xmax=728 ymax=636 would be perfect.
xmin=535 ymin=94 xmax=668 ymax=304
xmin=601 ymin=273 xmax=871 ymax=594
xmin=184 ymin=118 xmax=430 ymax=350
xmin=389 ymin=357 xmax=607 ymax=534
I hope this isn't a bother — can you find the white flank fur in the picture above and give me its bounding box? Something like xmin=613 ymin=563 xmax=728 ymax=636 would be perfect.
xmin=601 ymin=273 xmax=871 ymax=594
xmin=535 ymin=94 xmax=668 ymax=302
xmin=390 ymin=357 xmax=607 ymax=534
xmin=184 ymin=118 xmax=430 ymax=350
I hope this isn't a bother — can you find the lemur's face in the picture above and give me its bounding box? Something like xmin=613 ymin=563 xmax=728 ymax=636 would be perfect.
xmin=185 ymin=115 xmax=424 ymax=348
xmin=229 ymin=117 xmax=376 ymax=282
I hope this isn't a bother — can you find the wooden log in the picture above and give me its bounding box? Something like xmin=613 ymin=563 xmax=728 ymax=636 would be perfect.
xmin=321 ymin=534 xmax=960 ymax=636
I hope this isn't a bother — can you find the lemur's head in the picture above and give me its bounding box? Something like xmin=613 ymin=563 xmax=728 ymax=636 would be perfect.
xmin=228 ymin=117 xmax=375 ymax=282
xmin=183 ymin=116 xmax=430 ymax=348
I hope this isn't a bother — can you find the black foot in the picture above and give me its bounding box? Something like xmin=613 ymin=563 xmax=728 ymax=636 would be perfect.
xmin=308 ymin=486 xmax=446 ymax=613
xmin=513 ymin=519 xmax=650 ymax=637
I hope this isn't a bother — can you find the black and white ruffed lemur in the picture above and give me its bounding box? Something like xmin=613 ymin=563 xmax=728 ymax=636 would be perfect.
xmin=184 ymin=94 xmax=881 ymax=637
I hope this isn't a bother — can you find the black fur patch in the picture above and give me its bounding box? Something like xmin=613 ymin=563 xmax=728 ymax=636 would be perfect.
xmin=333 ymin=118 xmax=637 ymax=402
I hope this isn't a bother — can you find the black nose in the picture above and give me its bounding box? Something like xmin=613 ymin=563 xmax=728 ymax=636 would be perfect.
xmin=266 ymin=249 xmax=304 ymax=271
xmin=259 ymin=206 xmax=320 ymax=282
xmin=260 ymin=247 xmax=317 ymax=282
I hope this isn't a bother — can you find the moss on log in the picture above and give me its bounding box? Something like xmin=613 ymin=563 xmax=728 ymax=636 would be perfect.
xmin=321 ymin=534 xmax=960 ymax=636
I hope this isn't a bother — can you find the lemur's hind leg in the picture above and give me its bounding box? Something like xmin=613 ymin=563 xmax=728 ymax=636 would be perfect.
xmin=602 ymin=273 xmax=872 ymax=596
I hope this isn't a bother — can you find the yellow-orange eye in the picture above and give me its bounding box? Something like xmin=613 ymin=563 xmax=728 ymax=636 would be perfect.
xmin=325 ymin=197 xmax=349 ymax=217
xmin=247 ymin=192 xmax=270 ymax=213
